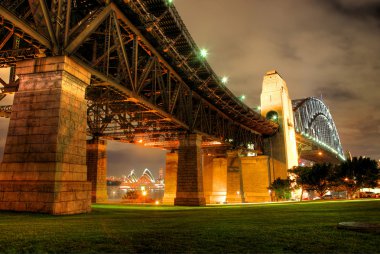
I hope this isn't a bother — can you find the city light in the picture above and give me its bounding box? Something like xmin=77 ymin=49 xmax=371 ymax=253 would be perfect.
xmin=272 ymin=115 xmax=278 ymax=120
xmin=200 ymin=48 xmax=208 ymax=58
xmin=239 ymin=95 xmax=246 ymax=101
xmin=166 ymin=0 xmax=173 ymax=5
xmin=221 ymin=76 xmax=229 ymax=84
xmin=155 ymin=200 xmax=160 ymax=205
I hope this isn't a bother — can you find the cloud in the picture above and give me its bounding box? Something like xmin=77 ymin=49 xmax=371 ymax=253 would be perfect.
xmin=328 ymin=0 xmax=380 ymax=23
xmin=314 ymin=84 xmax=359 ymax=101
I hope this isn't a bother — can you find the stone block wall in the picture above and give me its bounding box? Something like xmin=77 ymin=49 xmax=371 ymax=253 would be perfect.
xmin=174 ymin=134 xmax=205 ymax=206
xmin=0 ymin=56 xmax=91 ymax=215
xmin=162 ymin=151 xmax=178 ymax=204
xmin=209 ymin=157 xmax=227 ymax=204
xmin=241 ymin=156 xmax=271 ymax=202
xmin=202 ymin=154 xmax=214 ymax=204
xmin=226 ymin=151 xmax=243 ymax=203
xmin=87 ymin=139 xmax=108 ymax=203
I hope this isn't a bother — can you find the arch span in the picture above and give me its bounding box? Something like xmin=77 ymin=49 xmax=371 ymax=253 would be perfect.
xmin=292 ymin=97 xmax=345 ymax=161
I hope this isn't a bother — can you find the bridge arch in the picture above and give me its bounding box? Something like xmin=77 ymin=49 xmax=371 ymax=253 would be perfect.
xmin=292 ymin=97 xmax=344 ymax=160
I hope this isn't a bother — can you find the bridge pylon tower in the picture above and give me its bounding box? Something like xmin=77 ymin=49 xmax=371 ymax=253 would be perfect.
xmin=260 ymin=71 xmax=298 ymax=180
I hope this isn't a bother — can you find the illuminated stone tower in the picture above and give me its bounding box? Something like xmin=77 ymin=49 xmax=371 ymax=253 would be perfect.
xmin=260 ymin=70 xmax=298 ymax=179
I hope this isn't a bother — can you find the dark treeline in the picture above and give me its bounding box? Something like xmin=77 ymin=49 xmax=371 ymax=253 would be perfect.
xmin=269 ymin=156 xmax=379 ymax=201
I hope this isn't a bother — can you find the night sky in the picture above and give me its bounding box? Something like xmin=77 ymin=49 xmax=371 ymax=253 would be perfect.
xmin=0 ymin=0 xmax=379 ymax=178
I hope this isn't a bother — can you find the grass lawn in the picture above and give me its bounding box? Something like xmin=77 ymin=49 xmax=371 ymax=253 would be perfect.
xmin=0 ymin=199 xmax=379 ymax=253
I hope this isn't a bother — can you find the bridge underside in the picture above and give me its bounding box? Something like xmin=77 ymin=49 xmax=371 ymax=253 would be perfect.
xmin=296 ymin=134 xmax=342 ymax=164
xmin=0 ymin=0 xmax=281 ymax=213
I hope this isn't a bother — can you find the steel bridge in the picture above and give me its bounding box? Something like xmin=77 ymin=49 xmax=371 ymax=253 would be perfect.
xmin=0 ymin=0 xmax=278 ymax=152
xmin=0 ymin=0 xmax=345 ymax=161
xmin=0 ymin=0 xmax=346 ymax=212
xmin=293 ymin=97 xmax=345 ymax=164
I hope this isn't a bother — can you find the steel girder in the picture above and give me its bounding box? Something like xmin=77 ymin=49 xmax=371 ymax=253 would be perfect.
xmin=0 ymin=104 xmax=11 ymax=117
xmin=292 ymin=97 xmax=345 ymax=161
xmin=0 ymin=0 xmax=277 ymax=151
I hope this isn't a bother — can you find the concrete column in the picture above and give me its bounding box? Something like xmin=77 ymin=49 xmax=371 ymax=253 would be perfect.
xmin=174 ymin=134 xmax=205 ymax=206
xmin=162 ymin=151 xmax=178 ymax=204
xmin=226 ymin=150 xmax=243 ymax=203
xmin=241 ymin=155 xmax=271 ymax=203
xmin=0 ymin=56 xmax=91 ymax=215
xmin=86 ymin=138 xmax=108 ymax=203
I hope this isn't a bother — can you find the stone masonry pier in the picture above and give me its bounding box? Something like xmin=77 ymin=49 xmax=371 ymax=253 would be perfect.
xmin=0 ymin=56 xmax=91 ymax=215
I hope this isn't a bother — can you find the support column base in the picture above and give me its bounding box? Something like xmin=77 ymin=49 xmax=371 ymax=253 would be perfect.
xmin=174 ymin=197 xmax=206 ymax=206
xmin=0 ymin=181 xmax=91 ymax=215
xmin=91 ymin=193 xmax=108 ymax=204
xmin=244 ymin=193 xmax=271 ymax=203
xmin=209 ymin=192 xmax=227 ymax=204
xmin=226 ymin=196 xmax=243 ymax=203
xmin=162 ymin=194 xmax=176 ymax=205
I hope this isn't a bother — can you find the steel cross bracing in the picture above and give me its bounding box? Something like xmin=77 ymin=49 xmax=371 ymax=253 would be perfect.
xmin=0 ymin=0 xmax=278 ymax=151
xmin=292 ymin=97 xmax=345 ymax=162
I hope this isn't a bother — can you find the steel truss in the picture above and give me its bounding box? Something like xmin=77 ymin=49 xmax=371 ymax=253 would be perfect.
xmin=0 ymin=0 xmax=278 ymax=151
xmin=293 ymin=97 xmax=344 ymax=160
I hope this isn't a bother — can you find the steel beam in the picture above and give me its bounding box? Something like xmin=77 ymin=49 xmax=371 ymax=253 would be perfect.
xmin=65 ymin=5 xmax=112 ymax=54
xmin=63 ymin=0 xmax=71 ymax=47
xmin=39 ymin=0 xmax=58 ymax=53
xmin=72 ymin=56 xmax=189 ymax=131
xmin=0 ymin=5 xmax=51 ymax=49
xmin=111 ymin=11 xmax=133 ymax=87
xmin=0 ymin=30 xmax=13 ymax=50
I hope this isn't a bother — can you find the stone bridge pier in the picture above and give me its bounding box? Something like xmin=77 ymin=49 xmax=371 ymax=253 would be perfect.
xmin=86 ymin=138 xmax=108 ymax=203
xmin=163 ymin=136 xmax=273 ymax=205
xmin=174 ymin=134 xmax=206 ymax=206
xmin=0 ymin=56 xmax=92 ymax=215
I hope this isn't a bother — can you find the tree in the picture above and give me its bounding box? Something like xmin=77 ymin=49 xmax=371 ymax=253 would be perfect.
xmin=268 ymin=177 xmax=293 ymax=201
xmin=333 ymin=157 xmax=379 ymax=199
xmin=308 ymin=163 xmax=333 ymax=198
xmin=288 ymin=166 xmax=312 ymax=201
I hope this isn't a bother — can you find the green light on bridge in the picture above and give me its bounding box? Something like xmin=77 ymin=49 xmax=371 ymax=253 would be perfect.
xmin=221 ymin=76 xmax=229 ymax=84
xmin=200 ymin=48 xmax=208 ymax=58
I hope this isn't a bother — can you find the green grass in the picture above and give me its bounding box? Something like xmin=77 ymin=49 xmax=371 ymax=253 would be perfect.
xmin=0 ymin=200 xmax=379 ymax=253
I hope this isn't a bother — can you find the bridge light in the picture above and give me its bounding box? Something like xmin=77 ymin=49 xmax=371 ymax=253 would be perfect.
xmin=221 ymin=76 xmax=229 ymax=84
xmin=200 ymin=48 xmax=208 ymax=58
xmin=239 ymin=95 xmax=246 ymax=101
